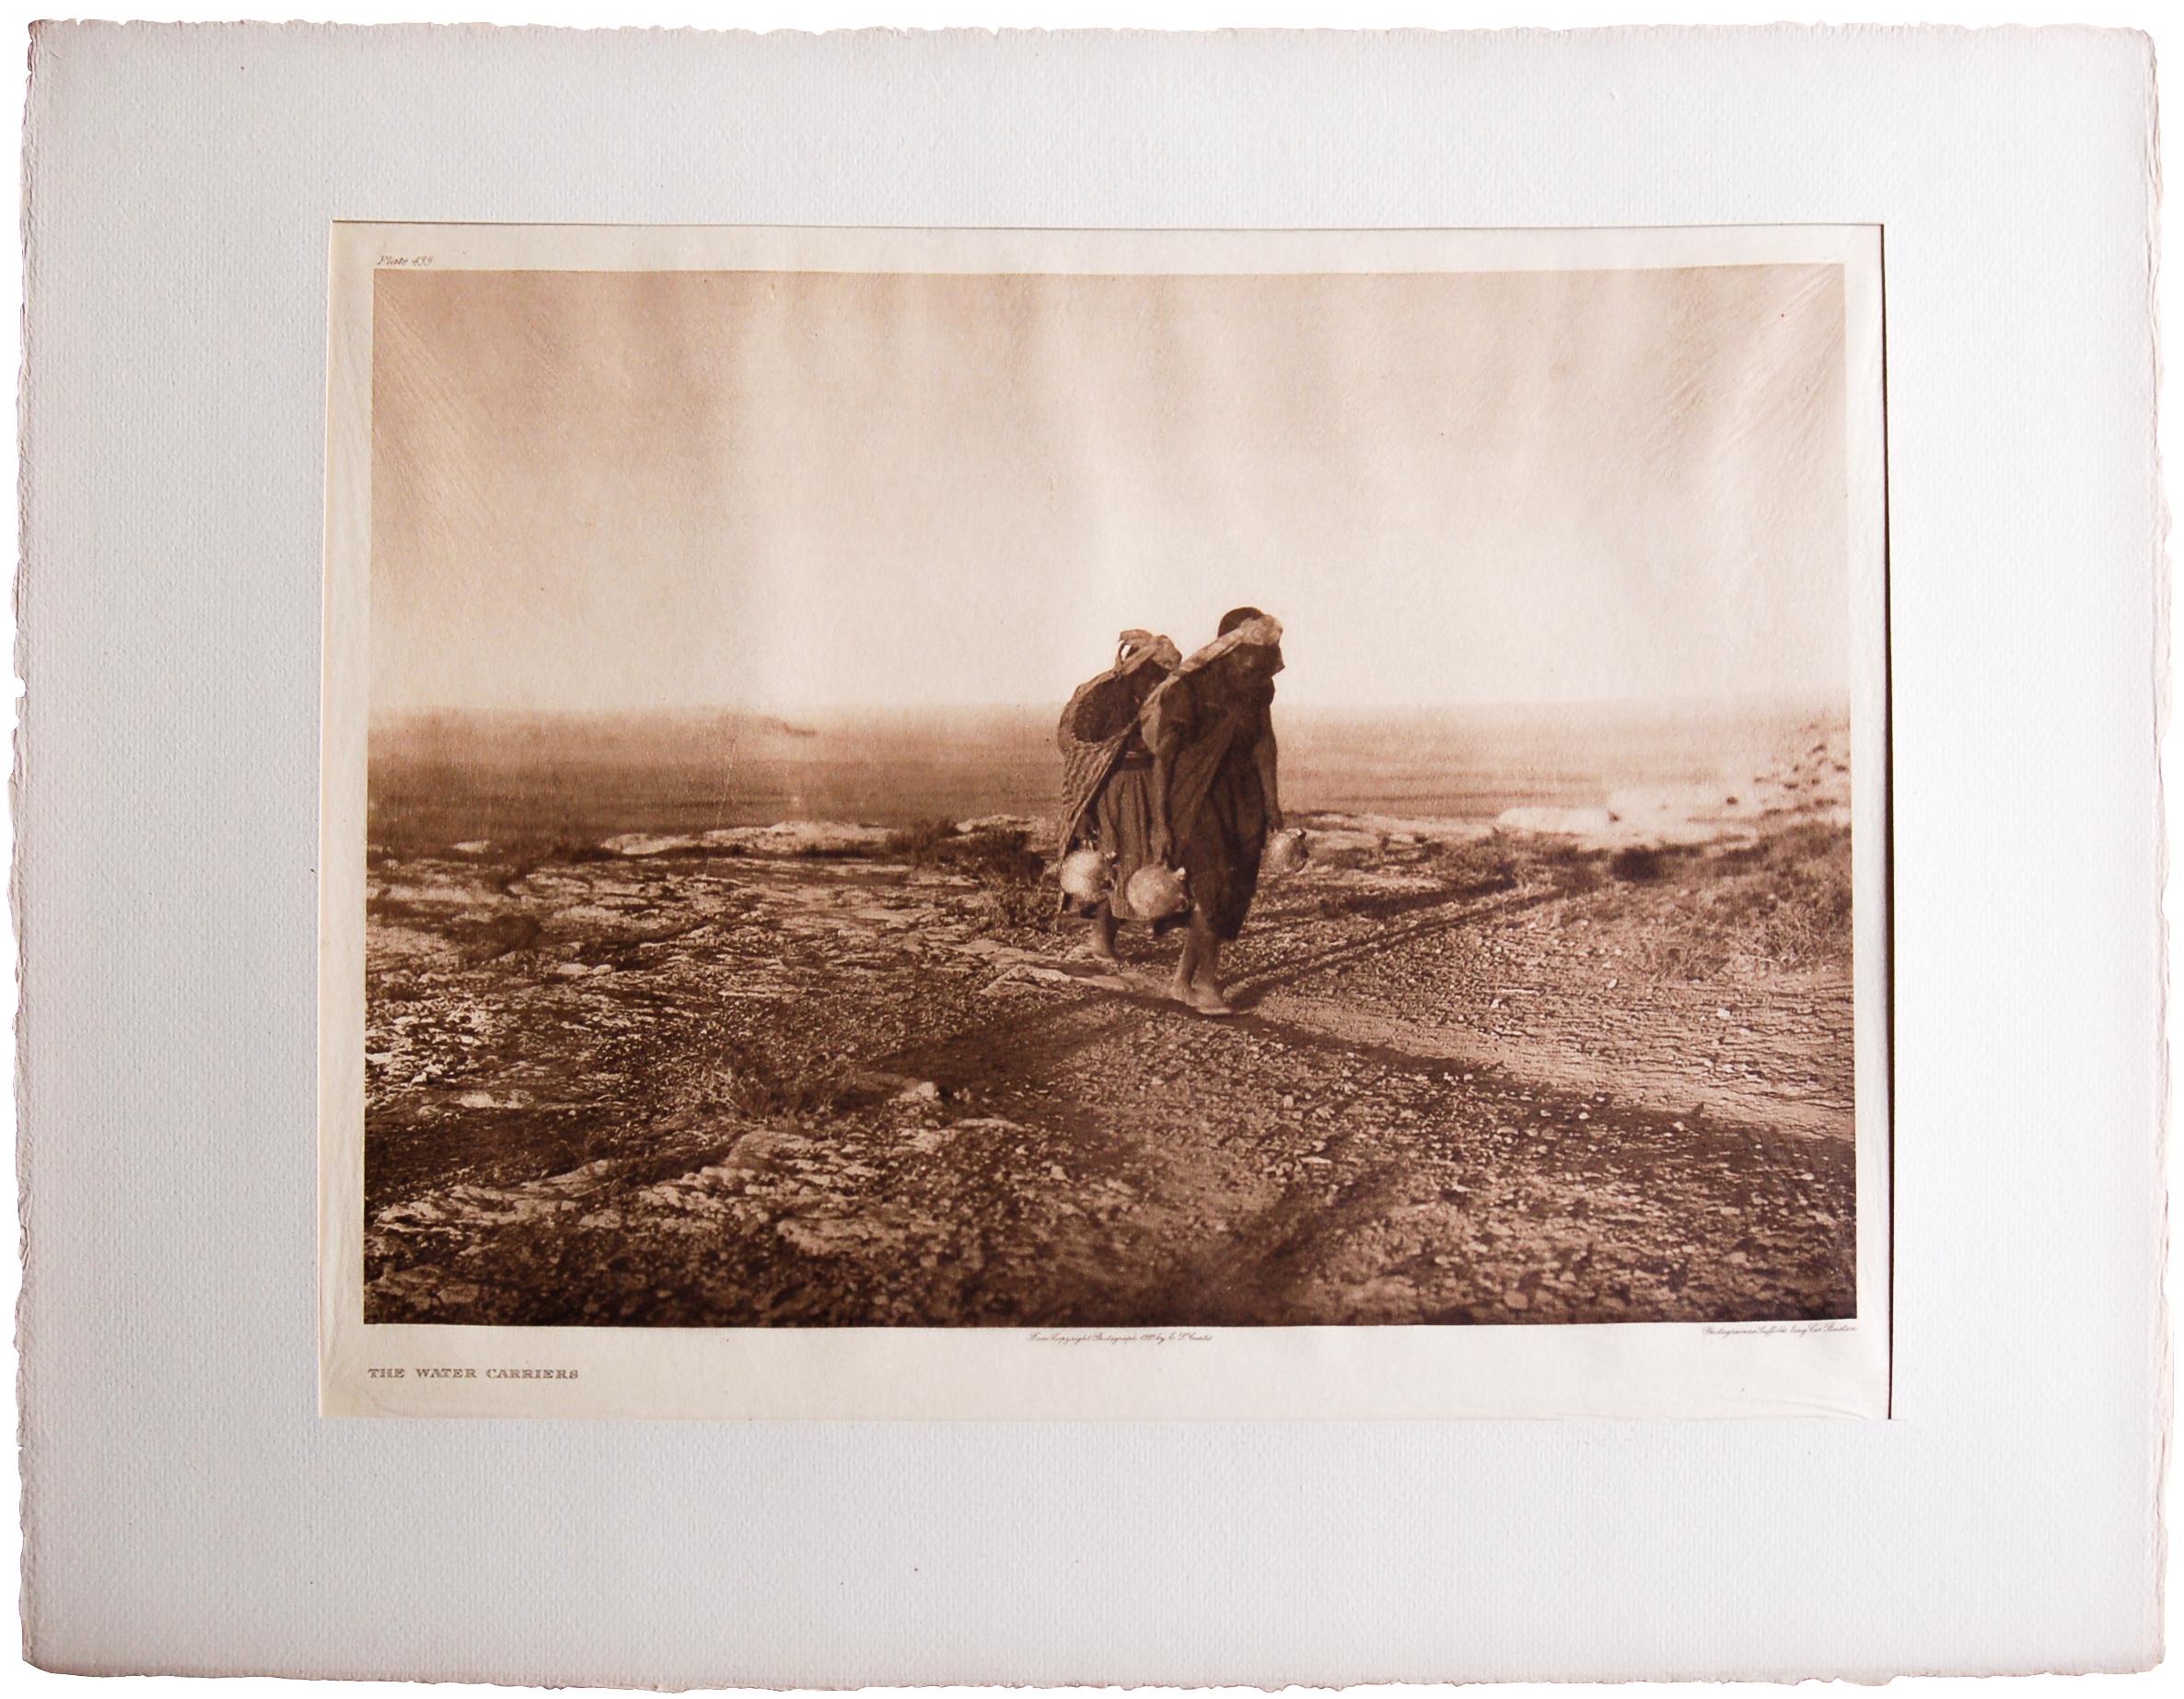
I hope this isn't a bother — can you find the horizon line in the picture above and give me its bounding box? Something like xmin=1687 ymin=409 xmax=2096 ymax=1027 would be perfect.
xmin=370 ymin=691 xmax=1853 ymax=721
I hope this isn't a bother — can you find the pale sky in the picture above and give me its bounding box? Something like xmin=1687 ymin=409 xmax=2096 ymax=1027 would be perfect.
xmin=372 ymin=262 xmax=1848 ymax=715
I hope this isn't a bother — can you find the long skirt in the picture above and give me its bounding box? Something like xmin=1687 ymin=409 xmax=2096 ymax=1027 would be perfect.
xmin=1173 ymin=759 xmax=1269 ymax=941
xmin=1092 ymin=763 xmax=1162 ymax=922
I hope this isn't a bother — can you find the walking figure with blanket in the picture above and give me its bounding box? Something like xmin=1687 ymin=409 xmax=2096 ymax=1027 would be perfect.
xmin=1141 ymin=608 xmax=1287 ymax=1015
xmin=1055 ymin=629 xmax=1184 ymax=961
xmin=1055 ymin=610 xmax=1288 ymax=1015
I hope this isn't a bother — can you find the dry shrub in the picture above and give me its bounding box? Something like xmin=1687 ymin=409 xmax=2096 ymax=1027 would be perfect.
xmin=889 ymin=822 xmax=1050 ymax=931
xmin=1683 ymin=822 xmax=1854 ymax=974
xmin=697 ymin=1044 xmax=861 ymax=1123
xmin=1609 ymin=845 xmax=1667 ymax=883
xmin=970 ymin=884 xmax=1052 ymax=930
xmin=1526 ymin=839 xmax=1607 ymax=894
xmin=939 ymin=827 xmax=1044 ymax=885
xmin=1551 ymin=820 xmax=1853 ymax=984
xmin=1431 ymin=833 xmax=1522 ymax=893
xmin=887 ymin=817 xmax=1044 ymax=880
xmin=882 ymin=818 xmax=960 ymax=860
xmin=540 ymin=1121 xmax=623 ymax=1174
xmin=653 ymin=1030 xmax=861 ymax=1127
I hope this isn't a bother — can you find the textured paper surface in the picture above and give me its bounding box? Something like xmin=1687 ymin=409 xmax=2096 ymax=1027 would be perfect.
xmin=20 ymin=20 xmax=2164 ymax=1681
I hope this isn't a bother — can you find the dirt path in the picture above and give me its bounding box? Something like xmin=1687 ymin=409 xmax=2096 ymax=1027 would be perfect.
xmin=361 ymin=802 xmax=1858 ymax=1328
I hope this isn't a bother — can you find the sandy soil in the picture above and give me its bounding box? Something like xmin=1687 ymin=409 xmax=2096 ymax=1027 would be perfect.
xmin=362 ymin=718 xmax=1857 ymax=1327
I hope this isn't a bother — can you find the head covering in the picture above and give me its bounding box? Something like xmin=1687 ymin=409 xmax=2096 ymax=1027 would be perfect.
xmin=1169 ymin=612 xmax=1283 ymax=679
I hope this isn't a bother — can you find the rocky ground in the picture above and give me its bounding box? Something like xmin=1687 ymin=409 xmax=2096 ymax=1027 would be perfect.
xmin=363 ymin=719 xmax=1859 ymax=1327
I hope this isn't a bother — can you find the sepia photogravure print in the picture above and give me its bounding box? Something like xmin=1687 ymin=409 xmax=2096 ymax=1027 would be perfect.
xmin=320 ymin=225 xmax=1889 ymax=1418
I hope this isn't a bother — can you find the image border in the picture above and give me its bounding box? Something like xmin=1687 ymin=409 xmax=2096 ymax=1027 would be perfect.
xmin=319 ymin=220 xmax=1893 ymax=1419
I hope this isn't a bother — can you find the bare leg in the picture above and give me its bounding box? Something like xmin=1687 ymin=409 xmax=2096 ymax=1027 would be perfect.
xmin=1182 ymin=912 xmax=1233 ymax=1015
xmin=1170 ymin=925 xmax=1199 ymax=1002
xmin=1086 ymin=903 xmax=1119 ymax=961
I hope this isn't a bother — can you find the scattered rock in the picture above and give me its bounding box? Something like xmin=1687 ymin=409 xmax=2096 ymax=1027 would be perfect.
xmin=776 ymin=1214 xmax=902 ymax=1256
xmin=366 ymin=775 xmax=1856 ymax=1329
xmin=600 ymin=832 xmax=699 ymax=857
